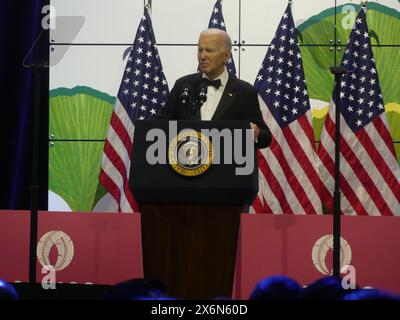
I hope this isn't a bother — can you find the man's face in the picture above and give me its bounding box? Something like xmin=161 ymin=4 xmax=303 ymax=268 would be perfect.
xmin=197 ymin=33 xmax=230 ymax=79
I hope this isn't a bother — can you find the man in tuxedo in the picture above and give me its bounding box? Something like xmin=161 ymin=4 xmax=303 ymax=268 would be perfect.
xmin=157 ymin=28 xmax=272 ymax=149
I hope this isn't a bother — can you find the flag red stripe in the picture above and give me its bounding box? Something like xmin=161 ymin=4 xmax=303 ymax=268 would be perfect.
xmin=261 ymin=197 xmax=272 ymax=213
xmin=298 ymin=115 xmax=316 ymax=149
xmin=269 ymin=139 xmax=317 ymax=214
xmin=99 ymin=168 xmax=122 ymax=212
xmin=355 ymin=120 xmax=400 ymax=202
xmin=325 ymin=116 xmax=393 ymax=215
xmin=284 ymin=118 xmax=333 ymax=213
xmin=257 ymin=150 xmax=294 ymax=214
xmin=103 ymin=139 xmax=137 ymax=211
xmin=316 ymin=144 xmax=335 ymax=210
xmin=252 ymin=195 xmax=272 ymax=214
xmin=318 ymin=143 xmax=369 ymax=215
xmin=298 ymin=117 xmax=334 ymax=209
xmin=281 ymin=126 xmax=319 ymax=214
xmin=104 ymin=140 xmax=129 ymax=177
xmin=110 ymin=112 xmax=133 ymax=158
xmin=372 ymin=116 xmax=397 ymax=158
xmin=251 ymin=196 xmax=264 ymax=213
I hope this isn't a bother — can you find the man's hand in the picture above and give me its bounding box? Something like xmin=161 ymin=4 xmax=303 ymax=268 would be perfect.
xmin=250 ymin=122 xmax=261 ymax=142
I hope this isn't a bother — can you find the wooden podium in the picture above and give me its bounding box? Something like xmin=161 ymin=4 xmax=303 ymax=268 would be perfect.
xmin=129 ymin=120 xmax=258 ymax=299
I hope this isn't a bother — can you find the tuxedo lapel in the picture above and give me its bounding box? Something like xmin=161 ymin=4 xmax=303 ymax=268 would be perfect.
xmin=211 ymin=75 xmax=237 ymax=120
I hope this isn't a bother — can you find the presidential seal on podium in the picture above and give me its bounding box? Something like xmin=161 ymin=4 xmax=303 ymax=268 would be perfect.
xmin=168 ymin=129 xmax=213 ymax=177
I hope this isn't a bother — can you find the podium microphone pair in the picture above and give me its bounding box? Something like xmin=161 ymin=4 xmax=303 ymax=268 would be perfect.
xmin=180 ymin=80 xmax=208 ymax=108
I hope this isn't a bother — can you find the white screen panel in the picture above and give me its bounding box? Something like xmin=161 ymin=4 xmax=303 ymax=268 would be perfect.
xmin=152 ymin=0 xmax=240 ymax=44
xmin=50 ymin=45 xmax=129 ymax=95
xmin=241 ymin=0 xmax=336 ymax=45
xmin=50 ymin=0 xmax=143 ymax=44
xmin=238 ymin=45 xmax=267 ymax=85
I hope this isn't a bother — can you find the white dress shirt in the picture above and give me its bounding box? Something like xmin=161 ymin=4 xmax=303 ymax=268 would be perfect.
xmin=200 ymin=68 xmax=229 ymax=121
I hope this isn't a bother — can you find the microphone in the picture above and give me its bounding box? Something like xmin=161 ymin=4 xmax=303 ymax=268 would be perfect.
xmin=180 ymin=83 xmax=192 ymax=105
xmin=198 ymin=79 xmax=208 ymax=105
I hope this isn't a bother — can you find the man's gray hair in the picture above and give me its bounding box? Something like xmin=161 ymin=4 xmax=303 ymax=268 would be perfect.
xmin=200 ymin=28 xmax=232 ymax=51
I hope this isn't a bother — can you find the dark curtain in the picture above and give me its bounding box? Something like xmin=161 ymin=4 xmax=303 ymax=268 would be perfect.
xmin=0 ymin=0 xmax=49 ymax=209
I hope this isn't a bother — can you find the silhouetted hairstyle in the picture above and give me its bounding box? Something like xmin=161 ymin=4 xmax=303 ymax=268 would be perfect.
xmin=342 ymin=288 xmax=400 ymax=300
xmin=302 ymin=276 xmax=351 ymax=300
xmin=0 ymin=280 xmax=19 ymax=300
xmin=249 ymin=275 xmax=302 ymax=300
xmin=104 ymin=278 xmax=167 ymax=300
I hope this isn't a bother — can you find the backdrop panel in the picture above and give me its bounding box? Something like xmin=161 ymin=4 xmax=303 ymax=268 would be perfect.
xmin=50 ymin=0 xmax=143 ymax=44
xmin=0 ymin=211 xmax=30 ymax=283
xmin=35 ymin=212 xmax=143 ymax=285
xmin=241 ymin=0 xmax=336 ymax=45
xmin=233 ymin=214 xmax=400 ymax=299
xmin=152 ymin=0 xmax=240 ymax=44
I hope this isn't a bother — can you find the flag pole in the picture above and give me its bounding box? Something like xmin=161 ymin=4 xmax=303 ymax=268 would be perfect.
xmin=329 ymin=66 xmax=347 ymax=278
xmin=22 ymin=29 xmax=50 ymax=286
xmin=28 ymin=65 xmax=42 ymax=285
xmin=330 ymin=1 xmax=366 ymax=278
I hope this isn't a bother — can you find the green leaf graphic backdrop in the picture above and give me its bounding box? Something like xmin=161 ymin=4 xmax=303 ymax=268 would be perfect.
xmin=49 ymin=141 xmax=107 ymax=211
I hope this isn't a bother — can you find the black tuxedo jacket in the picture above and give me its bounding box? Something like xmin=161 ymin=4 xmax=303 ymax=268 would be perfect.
xmin=156 ymin=72 xmax=272 ymax=149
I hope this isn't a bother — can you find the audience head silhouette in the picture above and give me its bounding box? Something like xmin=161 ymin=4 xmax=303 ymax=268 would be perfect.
xmin=104 ymin=278 xmax=167 ymax=300
xmin=342 ymin=288 xmax=400 ymax=300
xmin=302 ymin=276 xmax=351 ymax=300
xmin=249 ymin=275 xmax=302 ymax=300
xmin=0 ymin=279 xmax=19 ymax=300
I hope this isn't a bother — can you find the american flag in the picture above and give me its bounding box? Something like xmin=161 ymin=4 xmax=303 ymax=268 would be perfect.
xmin=207 ymin=0 xmax=237 ymax=76
xmin=318 ymin=7 xmax=400 ymax=216
xmin=99 ymin=8 xmax=169 ymax=212
xmin=251 ymin=4 xmax=327 ymax=214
